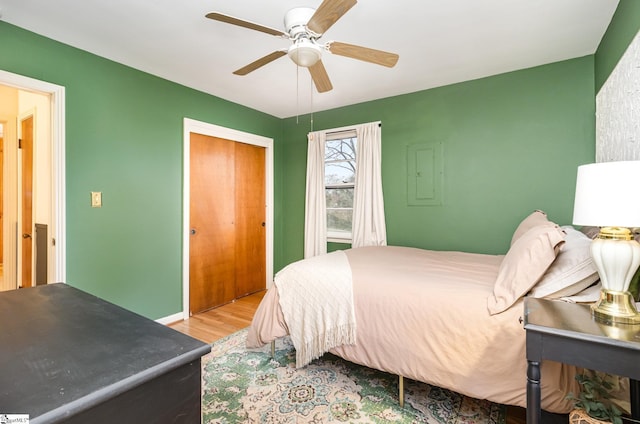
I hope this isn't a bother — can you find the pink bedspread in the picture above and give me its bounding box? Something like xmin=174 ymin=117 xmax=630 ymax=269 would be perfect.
xmin=247 ymin=245 xmax=577 ymax=413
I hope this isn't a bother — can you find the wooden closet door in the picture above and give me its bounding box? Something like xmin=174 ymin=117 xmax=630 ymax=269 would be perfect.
xmin=189 ymin=133 xmax=266 ymax=315
xmin=189 ymin=134 xmax=236 ymax=314
xmin=234 ymin=142 xmax=266 ymax=297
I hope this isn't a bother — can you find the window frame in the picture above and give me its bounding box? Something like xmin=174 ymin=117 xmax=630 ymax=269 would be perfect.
xmin=324 ymin=129 xmax=357 ymax=243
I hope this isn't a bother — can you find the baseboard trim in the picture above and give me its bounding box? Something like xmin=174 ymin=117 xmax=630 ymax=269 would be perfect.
xmin=156 ymin=312 xmax=184 ymax=326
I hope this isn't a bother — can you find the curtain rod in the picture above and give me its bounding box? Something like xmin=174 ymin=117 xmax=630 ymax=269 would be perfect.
xmin=319 ymin=121 xmax=382 ymax=136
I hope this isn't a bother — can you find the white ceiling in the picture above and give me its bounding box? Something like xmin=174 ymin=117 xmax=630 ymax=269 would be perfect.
xmin=0 ymin=0 xmax=619 ymax=118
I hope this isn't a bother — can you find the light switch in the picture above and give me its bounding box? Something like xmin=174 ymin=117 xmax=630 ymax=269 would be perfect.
xmin=91 ymin=191 xmax=102 ymax=208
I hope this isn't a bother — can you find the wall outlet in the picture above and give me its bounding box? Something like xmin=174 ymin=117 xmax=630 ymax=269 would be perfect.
xmin=91 ymin=191 xmax=102 ymax=208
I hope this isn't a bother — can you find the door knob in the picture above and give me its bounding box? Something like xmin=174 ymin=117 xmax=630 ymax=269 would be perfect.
xmin=190 ymin=228 xmax=196 ymax=235
xmin=23 ymin=233 xmax=32 ymax=239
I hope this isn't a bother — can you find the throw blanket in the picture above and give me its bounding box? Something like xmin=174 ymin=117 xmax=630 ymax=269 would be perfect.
xmin=274 ymin=250 xmax=356 ymax=367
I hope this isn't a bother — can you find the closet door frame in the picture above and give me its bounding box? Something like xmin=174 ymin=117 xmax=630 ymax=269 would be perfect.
xmin=181 ymin=118 xmax=273 ymax=320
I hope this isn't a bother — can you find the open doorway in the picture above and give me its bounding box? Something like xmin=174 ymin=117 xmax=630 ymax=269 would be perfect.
xmin=0 ymin=70 xmax=66 ymax=290
xmin=0 ymin=122 xmax=3 ymax=287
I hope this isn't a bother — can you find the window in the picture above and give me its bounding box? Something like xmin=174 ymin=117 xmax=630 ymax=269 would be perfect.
xmin=324 ymin=132 xmax=357 ymax=242
xmin=305 ymin=121 xmax=385 ymax=257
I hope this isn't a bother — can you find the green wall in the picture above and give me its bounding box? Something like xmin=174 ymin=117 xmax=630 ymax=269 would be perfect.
xmin=279 ymin=56 xmax=596 ymax=267
xmin=595 ymin=0 xmax=640 ymax=92
xmin=0 ymin=21 xmax=283 ymax=319
xmin=2 ymin=3 xmax=635 ymax=318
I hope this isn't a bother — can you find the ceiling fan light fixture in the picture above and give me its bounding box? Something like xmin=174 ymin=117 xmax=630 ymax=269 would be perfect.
xmin=288 ymin=39 xmax=322 ymax=67
xmin=207 ymin=0 xmax=399 ymax=94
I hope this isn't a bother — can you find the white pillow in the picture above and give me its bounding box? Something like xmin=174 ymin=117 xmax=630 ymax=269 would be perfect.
xmin=528 ymin=226 xmax=599 ymax=299
xmin=560 ymin=282 xmax=602 ymax=303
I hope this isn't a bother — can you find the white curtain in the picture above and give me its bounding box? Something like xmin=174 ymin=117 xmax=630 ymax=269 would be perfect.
xmin=304 ymin=131 xmax=327 ymax=258
xmin=352 ymin=122 xmax=387 ymax=248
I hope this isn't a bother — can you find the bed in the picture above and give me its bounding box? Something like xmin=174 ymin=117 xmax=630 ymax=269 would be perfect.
xmin=247 ymin=211 xmax=601 ymax=413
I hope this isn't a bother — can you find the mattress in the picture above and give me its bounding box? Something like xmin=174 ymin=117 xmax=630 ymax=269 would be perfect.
xmin=247 ymin=245 xmax=578 ymax=413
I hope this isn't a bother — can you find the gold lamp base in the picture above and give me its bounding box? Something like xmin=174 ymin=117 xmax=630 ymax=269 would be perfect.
xmin=591 ymin=289 xmax=640 ymax=325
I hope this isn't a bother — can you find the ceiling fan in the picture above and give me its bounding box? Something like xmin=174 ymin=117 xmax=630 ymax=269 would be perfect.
xmin=206 ymin=0 xmax=399 ymax=93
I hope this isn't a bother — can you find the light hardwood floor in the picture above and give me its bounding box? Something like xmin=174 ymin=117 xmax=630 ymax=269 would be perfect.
xmin=169 ymin=290 xmax=265 ymax=344
xmin=169 ymin=289 xmax=526 ymax=423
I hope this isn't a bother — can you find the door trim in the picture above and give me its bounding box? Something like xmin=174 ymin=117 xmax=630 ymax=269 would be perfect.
xmin=0 ymin=70 xmax=66 ymax=288
xmin=182 ymin=118 xmax=274 ymax=320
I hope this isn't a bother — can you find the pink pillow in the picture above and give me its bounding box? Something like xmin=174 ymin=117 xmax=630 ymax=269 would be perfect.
xmin=510 ymin=210 xmax=551 ymax=246
xmin=488 ymin=223 xmax=566 ymax=315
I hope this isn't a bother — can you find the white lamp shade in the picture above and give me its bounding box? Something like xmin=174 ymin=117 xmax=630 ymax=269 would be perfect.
xmin=572 ymin=161 xmax=640 ymax=228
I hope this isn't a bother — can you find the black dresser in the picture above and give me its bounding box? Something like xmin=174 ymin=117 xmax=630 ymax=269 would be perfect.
xmin=0 ymin=283 xmax=211 ymax=423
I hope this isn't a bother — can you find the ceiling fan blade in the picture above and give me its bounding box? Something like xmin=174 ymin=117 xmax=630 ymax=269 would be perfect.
xmin=328 ymin=41 xmax=399 ymax=67
xmin=233 ymin=51 xmax=287 ymax=76
xmin=206 ymin=12 xmax=287 ymax=37
xmin=308 ymin=60 xmax=333 ymax=93
xmin=307 ymin=0 xmax=357 ymax=35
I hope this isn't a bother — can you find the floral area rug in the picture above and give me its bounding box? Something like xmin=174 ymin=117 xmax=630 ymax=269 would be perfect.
xmin=202 ymin=329 xmax=506 ymax=423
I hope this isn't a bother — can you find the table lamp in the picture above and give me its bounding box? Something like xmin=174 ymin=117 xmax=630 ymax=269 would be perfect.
xmin=573 ymin=160 xmax=640 ymax=325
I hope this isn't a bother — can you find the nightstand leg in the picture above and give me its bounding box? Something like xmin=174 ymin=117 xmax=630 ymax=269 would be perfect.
xmin=526 ymin=360 xmax=541 ymax=424
xmin=631 ymin=379 xmax=640 ymax=419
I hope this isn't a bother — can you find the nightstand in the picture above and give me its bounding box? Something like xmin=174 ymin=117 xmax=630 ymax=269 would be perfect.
xmin=524 ymin=297 xmax=640 ymax=424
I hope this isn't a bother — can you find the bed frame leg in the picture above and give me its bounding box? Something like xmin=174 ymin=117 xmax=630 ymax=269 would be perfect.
xmin=399 ymin=375 xmax=405 ymax=408
xmin=270 ymin=340 xmax=275 ymax=358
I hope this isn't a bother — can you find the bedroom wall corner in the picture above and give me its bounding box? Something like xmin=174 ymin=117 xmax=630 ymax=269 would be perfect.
xmin=594 ymin=0 xmax=640 ymax=93
xmin=596 ymin=30 xmax=640 ymax=161
xmin=0 ymin=21 xmax=284 ymax=320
